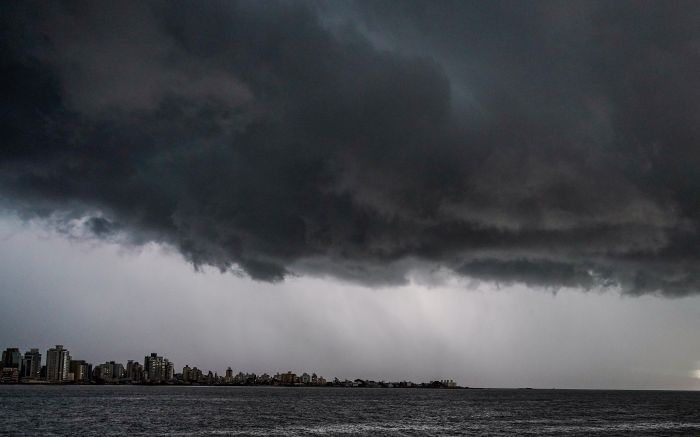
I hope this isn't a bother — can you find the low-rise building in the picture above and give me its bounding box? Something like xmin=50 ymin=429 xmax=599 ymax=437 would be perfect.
xmin=1 ymin=367 xmax=19 ymax=384
xmin=279 ymin=371 xmax=297 ymax=385
xmin=70 ymin=360 xmax=91 ymax=383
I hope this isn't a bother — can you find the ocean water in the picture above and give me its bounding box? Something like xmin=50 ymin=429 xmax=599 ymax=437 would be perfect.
xmin=1 ymin=386 xmax=699 ymax=436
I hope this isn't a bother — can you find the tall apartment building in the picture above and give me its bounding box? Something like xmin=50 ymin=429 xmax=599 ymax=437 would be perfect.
xmin=111 ymin=361 xmax=125 ymax=380
xmin=165 ymin=359 xmax=174 ymax=382
xmin=2 ymin=347 xmax=22 ymax=369
xmin=126 ymin=360 xmax=144 ymax=382
xmin=21 ymin=349 xmax=42 ymax=379
xmin=144 ymin=353 xmax=173 ymax=383
xmin=182 ymin=365 xmax=192 ymax=382
xmin=46 ymin=345 xmax=71 ymax=382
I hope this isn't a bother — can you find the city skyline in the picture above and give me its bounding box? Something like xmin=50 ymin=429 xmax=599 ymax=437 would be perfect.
xmin=1 ymin=345 xmax=458 ymax=388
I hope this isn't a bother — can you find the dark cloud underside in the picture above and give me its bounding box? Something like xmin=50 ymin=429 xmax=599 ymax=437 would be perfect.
xmin=2 ymin=0 xmax=700 ymax=295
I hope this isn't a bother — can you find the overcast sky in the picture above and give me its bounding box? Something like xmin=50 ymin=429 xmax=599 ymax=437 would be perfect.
xmin=2 ymin=1 xmax=700 ymax=389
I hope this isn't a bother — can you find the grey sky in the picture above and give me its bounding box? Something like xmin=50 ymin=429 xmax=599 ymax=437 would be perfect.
xmin=3 ymin=1 xmax=700 ymax=389
xmin=2 ymin=216 xmax=699 ymax=389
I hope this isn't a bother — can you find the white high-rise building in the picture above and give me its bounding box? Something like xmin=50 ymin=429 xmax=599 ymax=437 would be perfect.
xmin=46 ymin=345 xmax=71 ymax=382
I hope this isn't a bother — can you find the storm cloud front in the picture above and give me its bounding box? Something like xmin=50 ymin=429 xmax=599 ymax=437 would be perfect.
xmin=3 ymin=1 xmax=700 ymax=295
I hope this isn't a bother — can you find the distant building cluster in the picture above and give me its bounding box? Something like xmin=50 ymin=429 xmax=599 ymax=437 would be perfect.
xmin=1 ymin=346 xmax=175 ymax=385
xmin=1 ymin=345 xmax=460 ymax=389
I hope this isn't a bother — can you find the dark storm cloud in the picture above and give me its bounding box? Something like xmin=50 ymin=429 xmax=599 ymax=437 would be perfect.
xmin=2 ymin=0 xmax=700 ymax=295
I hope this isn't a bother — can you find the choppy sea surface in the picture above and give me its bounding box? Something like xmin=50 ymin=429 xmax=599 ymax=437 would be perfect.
xmin=2 ymin=385 xmax=700 ymax=436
